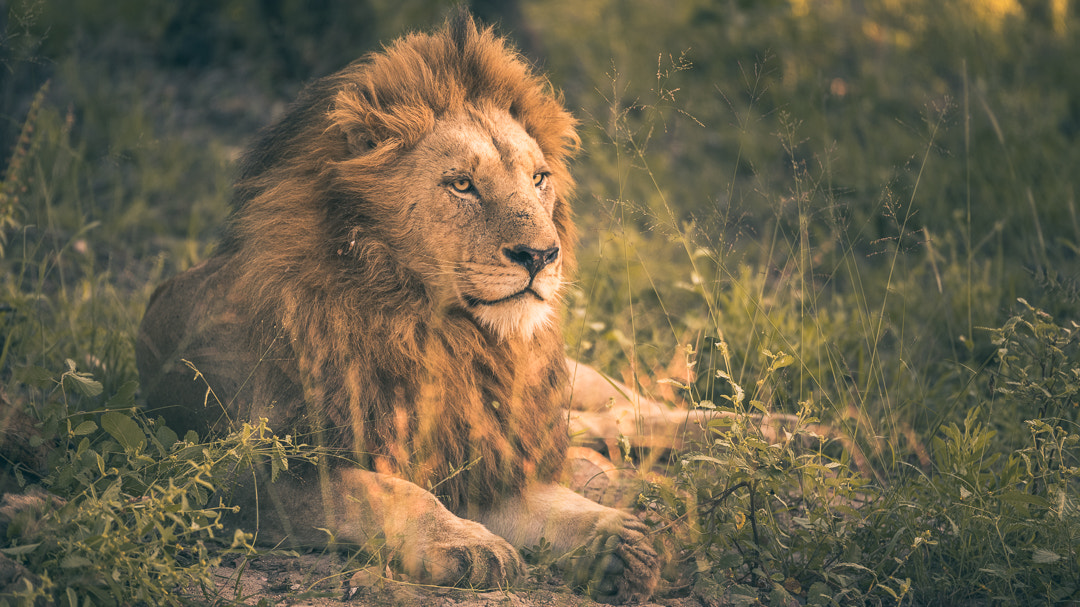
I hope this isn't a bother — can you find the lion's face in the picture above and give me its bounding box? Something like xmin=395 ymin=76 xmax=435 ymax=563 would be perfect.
xmin=381 ymin=108 xmax=563 ymax=340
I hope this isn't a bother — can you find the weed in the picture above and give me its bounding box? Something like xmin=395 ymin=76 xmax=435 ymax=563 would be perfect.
xmin=2 ymin=360 xmax=315 ymax=606
xmin=564 ymin=7 xmax=1080 ymax=600
xmin=1 ymin=83 xmax=45 ymax=258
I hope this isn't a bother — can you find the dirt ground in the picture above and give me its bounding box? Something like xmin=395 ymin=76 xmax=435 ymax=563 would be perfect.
xmin=192 ymin=457 xmax=720 ymax=607
xmin=201 ymin=539 xmax=725 ymax=607
xmin=202 ymin=552 xmax=706 ymax=607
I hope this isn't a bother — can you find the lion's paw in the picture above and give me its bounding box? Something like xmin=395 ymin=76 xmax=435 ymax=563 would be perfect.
xmin=558 ymin=511 xmax=660 ymax=604
xmin=404 ymin=516 xmax=525 ymax=590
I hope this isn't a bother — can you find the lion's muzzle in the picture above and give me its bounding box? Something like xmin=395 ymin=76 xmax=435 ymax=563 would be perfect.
xmin=502 ymin=244 xmax=559 ymax=279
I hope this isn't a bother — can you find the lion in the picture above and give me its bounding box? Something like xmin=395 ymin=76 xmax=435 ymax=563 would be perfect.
xmin=136 ymin=13 xmax=660 ymax=604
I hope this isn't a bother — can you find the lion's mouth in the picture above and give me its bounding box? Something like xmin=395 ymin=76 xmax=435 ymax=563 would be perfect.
xmin=462 ymin=287 xmax=544 ymax=308
xmin=458 ymin=278 xmax=558 ymax=339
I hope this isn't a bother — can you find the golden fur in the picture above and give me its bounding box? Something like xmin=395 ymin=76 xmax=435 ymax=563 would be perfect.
xmin=137 ymin=13 xmax=658 ymax=603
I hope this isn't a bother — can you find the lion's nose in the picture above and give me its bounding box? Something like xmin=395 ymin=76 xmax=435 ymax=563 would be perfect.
xmin=503 ymin=244 xmax=559 ymax=277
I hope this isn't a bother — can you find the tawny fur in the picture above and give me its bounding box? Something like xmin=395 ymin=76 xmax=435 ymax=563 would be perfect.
xmin=137 ymin=14 xmax=658 ymax=604
xmin=144 ymin=17 xmax=575 ymax=510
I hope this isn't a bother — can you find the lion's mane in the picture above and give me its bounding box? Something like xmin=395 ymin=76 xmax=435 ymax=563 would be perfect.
xmin=178 ymin=15 xmax=581 ymax=510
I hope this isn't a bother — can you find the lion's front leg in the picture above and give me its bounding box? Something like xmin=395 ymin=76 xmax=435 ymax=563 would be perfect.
xmin=258 ymin=468 xmax=524 ymax=589
xmin=472 ymin=483 xmax=659 ymax=604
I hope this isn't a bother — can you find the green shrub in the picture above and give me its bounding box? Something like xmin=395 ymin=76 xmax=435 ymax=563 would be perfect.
xmin=2 ymin=361 xmax=314 ymax=606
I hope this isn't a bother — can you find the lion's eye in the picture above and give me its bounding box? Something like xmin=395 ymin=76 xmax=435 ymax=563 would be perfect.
xmin=533 ymin=172 xmax=548 ymax=188
xmin=449 ymin=178 xmax=474 ymax=194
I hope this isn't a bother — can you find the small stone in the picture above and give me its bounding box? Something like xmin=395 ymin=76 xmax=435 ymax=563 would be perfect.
xmin=348 ymin=565 xmax=388 ymax=589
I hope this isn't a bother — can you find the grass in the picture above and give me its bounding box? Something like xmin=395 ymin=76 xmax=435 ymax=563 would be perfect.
xmin=2 ymin=0 xmax=1079 ymax=604
xmin=566 ymin=74 xmax=1080 ymax=601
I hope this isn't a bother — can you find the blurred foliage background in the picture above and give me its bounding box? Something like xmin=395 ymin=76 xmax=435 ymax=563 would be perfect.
xmin=5 ymin=0 xmax=1076 ymax=254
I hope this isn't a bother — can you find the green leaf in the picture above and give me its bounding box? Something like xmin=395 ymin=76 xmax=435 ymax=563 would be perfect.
xmin=769 ymin=353 xmax=796 ymax=372
xmin=707 ymin=416 xmax=734 ymax=428
xmin=17 ymin=365 xmax=55 ymax=387
xmin=64 ymin=371 xmax=103 ymax=397
xmin=999 ymin=490 xmax=1051 ymax=508
xmin=727 ymin=584 xmax=760 ymax=605
xmin=72 ymin=420 xmax=98 ymax=436
xmin=104 ymin=380 xmax=138 ymax=409
xmin=1033 ymin=549 xmax=1061 ymax=564
xmin=978 ymin=564 xmax=1012 ymax=579
xmin=270 ymin=449 xmax=286 ymax=482
xmin=807 ymin=582 xmax=833 ymax=606
xmin=687 ymin=454 xmax=726 ymax=466
xmin=714 ymin=551 xmax=742 ymax=569
xmin=0 ymin=543 xmax=41 ymax=556
xmin=61 ymin=554 xmax=93 ymax=568
xmin=101 ymin=411 xmax=145 ymax=451
xmin=155 ymin=424 xmax=179 ymax=452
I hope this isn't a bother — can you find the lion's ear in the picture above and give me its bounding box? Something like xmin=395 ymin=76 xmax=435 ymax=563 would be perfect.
xmin=344 ymin=129 xmax=376 ymax=154
xmin=448 ymin=6 xmax=479 ymax=53
xmin=333 ymin=87 xmax=379 ymax=154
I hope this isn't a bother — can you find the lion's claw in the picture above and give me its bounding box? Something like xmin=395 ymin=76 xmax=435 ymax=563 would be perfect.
xmin=559 ymin=511 xmax=660 ymax=604
xmin=409 ymin=517 xmax=525 ymax=589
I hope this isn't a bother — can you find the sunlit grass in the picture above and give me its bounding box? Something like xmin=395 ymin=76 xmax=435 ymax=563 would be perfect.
xmin=563 ymin=15 xmax=1079 ymax=596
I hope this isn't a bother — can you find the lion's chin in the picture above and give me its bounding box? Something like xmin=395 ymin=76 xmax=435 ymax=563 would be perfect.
xmin=464 ymin=295 xmax=555 ymax=341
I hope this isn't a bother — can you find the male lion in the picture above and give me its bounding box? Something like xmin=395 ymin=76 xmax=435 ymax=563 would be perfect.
xmin=137 ymin=12 xmax=660 ymax=604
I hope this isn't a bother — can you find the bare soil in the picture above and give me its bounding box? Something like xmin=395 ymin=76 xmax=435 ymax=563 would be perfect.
xmin=192 ymin=456 xmax=716 ymax=607
xmin=202 ymin=551 xmax=711 ymax=607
